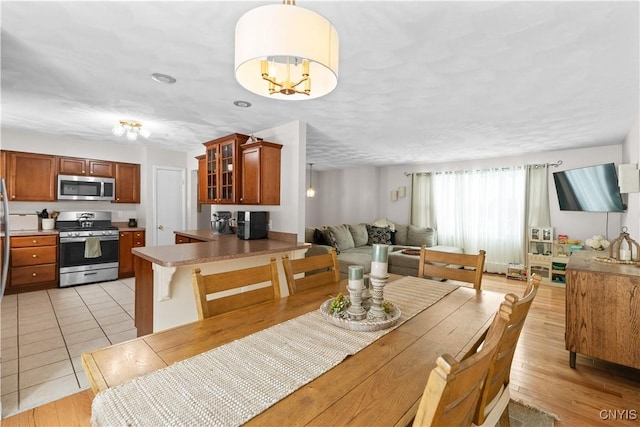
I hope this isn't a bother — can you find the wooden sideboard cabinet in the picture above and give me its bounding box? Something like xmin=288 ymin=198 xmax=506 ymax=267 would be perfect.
xmin=565 ymin=251 xmax=640 ymax=369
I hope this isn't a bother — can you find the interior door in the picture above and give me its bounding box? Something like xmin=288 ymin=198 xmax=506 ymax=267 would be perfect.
xmin=154 ymin=167 xmax=186 ymax=246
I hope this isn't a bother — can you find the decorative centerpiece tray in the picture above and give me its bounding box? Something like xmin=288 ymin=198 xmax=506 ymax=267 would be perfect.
xmin=319 ymin=298 xmax=401 ymax=332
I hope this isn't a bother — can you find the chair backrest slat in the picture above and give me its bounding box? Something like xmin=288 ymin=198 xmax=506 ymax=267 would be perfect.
xmin=191 ymin=258 xmax=280 ymax=320
xmin=471 ymin=273 xmax=540 ymax=425
xmin=418 ymin=247 xmax=486 ymax=290
xmin=282 ymin=248 xmax=340 ymax=295
xmin=413 ymin=304 xmax=506 ymax=426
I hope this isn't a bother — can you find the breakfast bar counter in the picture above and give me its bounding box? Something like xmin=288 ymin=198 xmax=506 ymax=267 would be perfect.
xmin=132 ymin=234 xmax=309 ymax=336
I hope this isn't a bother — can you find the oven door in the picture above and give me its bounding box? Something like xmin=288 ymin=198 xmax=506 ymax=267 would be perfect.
xmin=59 ymin=235 xmax=119 ymax=287
xmin=60 ymin=236 xmax=119 ymax=268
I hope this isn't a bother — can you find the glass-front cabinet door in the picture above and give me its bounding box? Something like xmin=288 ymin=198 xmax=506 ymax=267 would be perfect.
xmin=201 ymin=133 xmax=248 ymax=204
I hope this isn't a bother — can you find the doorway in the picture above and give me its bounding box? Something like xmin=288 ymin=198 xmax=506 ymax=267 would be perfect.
xmin=154 ymin=166 xmax=186 ymax=246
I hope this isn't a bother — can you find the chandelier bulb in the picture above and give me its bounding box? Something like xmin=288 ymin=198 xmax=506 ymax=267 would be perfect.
xmin=112 ymin=124 xmax=125 ymax=137
xmin=126 ymin=129 xmax=138 ymax=141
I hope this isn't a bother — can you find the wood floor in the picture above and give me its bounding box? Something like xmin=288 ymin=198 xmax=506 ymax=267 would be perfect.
xmin=3 ymin=274 xmax=639 ymax=426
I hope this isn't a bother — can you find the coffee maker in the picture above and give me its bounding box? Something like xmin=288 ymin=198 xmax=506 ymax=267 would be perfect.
xmin=211 ymin=211 xmax=233 ymax=234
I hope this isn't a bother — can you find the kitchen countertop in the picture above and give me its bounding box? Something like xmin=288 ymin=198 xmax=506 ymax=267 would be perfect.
xmin=1 ymin=229 xmax=59 ymax=237
xmin=132 ymin=233 xmax=309 ymax=267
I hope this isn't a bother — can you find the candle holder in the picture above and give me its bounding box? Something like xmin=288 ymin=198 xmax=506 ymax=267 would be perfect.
xmin=361 ymin=275 xmax=372 ymax=310
xmin=346 ymin=266 xmax=367 ymax=320
xmin=368 ymin=275 xmax=389 ymax=321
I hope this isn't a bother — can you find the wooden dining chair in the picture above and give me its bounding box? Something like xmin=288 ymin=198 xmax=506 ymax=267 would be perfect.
xmin=191 ymin=257 xmax=280 ymax=320
xmin=466 ymin=273 xmax=541 ymax=427
xmin=412 ymin=302 xmax=508 ymax=427
xmin=282 ymin=248 xmax=340 ymax=295
xmin=418 ymin=247 xmax=487 ymax=290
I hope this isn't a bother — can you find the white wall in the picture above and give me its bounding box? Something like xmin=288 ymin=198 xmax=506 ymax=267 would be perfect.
xmin=310 ymin=143 xmax=627 ymax=244
xmin=621 ymin=114 xmax=640 ymax=239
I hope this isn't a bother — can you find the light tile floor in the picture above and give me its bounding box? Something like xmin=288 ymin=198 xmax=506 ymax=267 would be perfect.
xmin=0 ymin=278 xmax=136 ymax=418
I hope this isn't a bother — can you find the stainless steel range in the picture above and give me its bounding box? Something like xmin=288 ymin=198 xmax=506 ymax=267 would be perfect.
xmin=56 ymin=211 xmax=119 ymax=287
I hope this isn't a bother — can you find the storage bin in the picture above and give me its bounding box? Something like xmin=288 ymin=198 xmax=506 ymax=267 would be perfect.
xmin=9 ymin=214 xmax=38 ymax=231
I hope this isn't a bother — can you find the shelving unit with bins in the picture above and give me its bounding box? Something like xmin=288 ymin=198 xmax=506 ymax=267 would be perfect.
xmin=550 ymin=241 xmax=573 ymax=285
xmin=506 ymin=263 xmax=527 ymax=281
xmin=527 ymin=226 xmax=554 ymax=284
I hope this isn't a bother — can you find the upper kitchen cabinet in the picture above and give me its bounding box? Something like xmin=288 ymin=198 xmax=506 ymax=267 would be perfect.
xmin=202 ymin=133 xmax=249 ymax=204
xmin=113 ymin=162 xmax=140 ymax=204
xmin=59 ymin=156 xmax=114 ymax=177
xmin=196 ymin=154 xmax=207 ymax=204
xmin=5 ymin=151 xmax=56 ymax=201
xmin=240 ymin=141 xmax=282 ymax=205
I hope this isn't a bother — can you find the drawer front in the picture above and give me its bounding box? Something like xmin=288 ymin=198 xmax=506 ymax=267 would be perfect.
xmin=11 ymin=264 xmax=57 ymax=286
xmin=134 ymin=232 xmax=145 ymax=247
xmin=11 ymin=246 xmax=57 ymax=267
xmin=175 ymin=235 xmax=189 ymax=244
xmin=11 ymin=235 xmax=57 ymax=248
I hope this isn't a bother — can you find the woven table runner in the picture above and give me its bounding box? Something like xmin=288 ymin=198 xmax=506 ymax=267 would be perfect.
xmin=91 ymin=277 xmax=458 ymax=426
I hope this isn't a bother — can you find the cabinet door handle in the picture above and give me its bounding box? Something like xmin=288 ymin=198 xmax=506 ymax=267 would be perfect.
xmin=32 ymin=254 xmax=37 ymax=258
xmin=32 ymin=240 xmax=37 ymax=244
xmin=32 ymin=273 xmax=37 ymax=277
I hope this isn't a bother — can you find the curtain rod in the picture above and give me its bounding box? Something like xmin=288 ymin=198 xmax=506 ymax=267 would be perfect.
xmin=405 ymin=160 xmax=563 ymax=176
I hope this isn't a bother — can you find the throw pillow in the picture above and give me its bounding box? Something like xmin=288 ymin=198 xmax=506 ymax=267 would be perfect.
xmin=394 ymin=224 xmax=409 ymax=246
xmin=348 ymin=223 xmax=369 ymax=247
xmin=407 ymin=225 xmax=437 ymax=247
xmin=314 ymin=228 xmax=329 ymax=245
xmin=323 ymin=229 xmax=340 ymax=254
xmin=390 ymin=230 xmax=397 ymax=245
xmin=366 ymin=224 xmax=392 ymax=245
xmin=327 ymin=224 xmax=355 ymax=251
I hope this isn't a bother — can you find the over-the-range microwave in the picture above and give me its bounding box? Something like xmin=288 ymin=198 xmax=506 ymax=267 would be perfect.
xmin=57 ymin=174 xmax=115 ymax=201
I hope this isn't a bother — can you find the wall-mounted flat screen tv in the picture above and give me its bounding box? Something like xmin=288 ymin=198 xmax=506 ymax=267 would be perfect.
xmin=553 ymin=163 xmax=625 ymax=212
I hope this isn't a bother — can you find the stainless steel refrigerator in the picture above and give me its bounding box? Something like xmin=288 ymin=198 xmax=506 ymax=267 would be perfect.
xmin=1 ymin=178 xmax=10 ymax=301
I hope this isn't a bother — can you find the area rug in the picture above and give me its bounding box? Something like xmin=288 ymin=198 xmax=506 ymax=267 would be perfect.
xmin=508 ymin=399 xmax=557 ymax=427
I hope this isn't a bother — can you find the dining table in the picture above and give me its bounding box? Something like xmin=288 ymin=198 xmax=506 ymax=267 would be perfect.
xmin=82 ymin=274 xmax=505 ymax=426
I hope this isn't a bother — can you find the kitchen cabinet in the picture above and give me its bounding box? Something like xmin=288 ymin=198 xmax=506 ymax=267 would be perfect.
xmin=58 ymin=156 xmax=114 ymax=177
xmin=240 ymin=141 xmax=282 ymax=205
xmin=119 ymin=230 xmax=145 ymax=278
xmin=196 ymin=154 xmax=206 ymax=204
xmin=5 ymin=151 xmax=57 ymax=201
xmin=175 ymin=235 xmax=205 ymax=244
xmin=7 ymin=234 xmax=58 ymax=294
xmin=201 ymin=133 xmax=249 ymax=204
xmin=113 ymin=162 xmax=140 ymax=204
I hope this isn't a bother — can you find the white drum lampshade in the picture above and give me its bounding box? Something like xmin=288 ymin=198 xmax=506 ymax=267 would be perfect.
xmin=235 ymin=4 xmax=339 ymax=100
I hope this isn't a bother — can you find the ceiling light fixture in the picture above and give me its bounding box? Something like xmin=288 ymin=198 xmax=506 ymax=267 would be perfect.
xmin=233 ymin=100 xmax=252 ymax=108
xmin=234 ymin=0 xmax=339 ymax=100
xmin=112 ymin=120 xmax=150 ymax=142
xmin=306 ymin=163 xmax=316 ymax=198
xmin=151 ymin=73 xmax=177 ymax=84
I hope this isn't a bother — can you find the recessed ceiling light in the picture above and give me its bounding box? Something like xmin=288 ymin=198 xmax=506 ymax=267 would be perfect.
xmin=233 ymin=100 xmax=252 ymax=108
xmin=151 ymin=73 xmax=176 ymax=84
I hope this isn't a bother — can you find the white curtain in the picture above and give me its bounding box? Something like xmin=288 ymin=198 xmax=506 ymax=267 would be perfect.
xmin=431 ymin=167 xmax=527 ymax=274
xmin=526 ymin=164 xmax=551 ymax=227
xmin=410 ymin=173 xmax=435 ymax=228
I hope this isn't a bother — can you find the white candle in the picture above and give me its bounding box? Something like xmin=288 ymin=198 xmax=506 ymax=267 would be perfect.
xmin=348 ymin=266 xmax=365 ymax=290
xmin=620 ymin=249 xmax=631 ymax=261
xmin=371 ymin=244 xmax=389 ymax=277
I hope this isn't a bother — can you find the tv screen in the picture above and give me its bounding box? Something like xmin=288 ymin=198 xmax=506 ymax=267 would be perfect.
xmin=553 ymin=163 xmax=625 ymax=212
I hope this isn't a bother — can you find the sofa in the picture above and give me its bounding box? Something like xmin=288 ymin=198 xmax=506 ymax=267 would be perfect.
xmin=304 ymin=220 xmax=463 ymax=278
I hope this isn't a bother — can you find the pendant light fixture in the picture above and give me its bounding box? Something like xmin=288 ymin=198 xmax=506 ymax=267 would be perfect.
xmin=234 ymin=0 xmax=339 ymax=100
xmin=306 ymin=163 xmax=316 ymax=198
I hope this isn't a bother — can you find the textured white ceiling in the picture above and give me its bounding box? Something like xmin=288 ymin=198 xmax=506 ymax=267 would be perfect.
xmin=1 ymin=1 xmax=638 ymax=171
